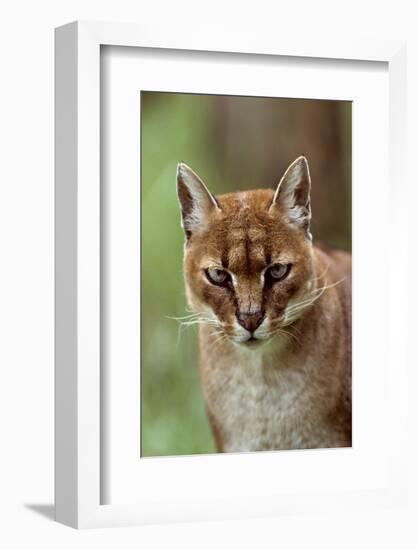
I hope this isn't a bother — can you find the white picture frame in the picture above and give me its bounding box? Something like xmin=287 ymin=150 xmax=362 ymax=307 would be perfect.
xmin=55 ymin=21 xmax=407 ymax=529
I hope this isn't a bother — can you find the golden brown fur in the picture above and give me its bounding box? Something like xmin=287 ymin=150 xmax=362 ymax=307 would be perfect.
xmin=177 ymin=157 xmax=351 ymax=452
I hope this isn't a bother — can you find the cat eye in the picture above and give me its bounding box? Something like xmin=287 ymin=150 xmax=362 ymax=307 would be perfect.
xmin=206 ymin=267 xmax=231 ymax=287
xmin=266 ymin=263 xmax=291 ymax=282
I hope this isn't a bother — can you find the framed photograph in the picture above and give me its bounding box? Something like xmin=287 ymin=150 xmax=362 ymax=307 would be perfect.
xmin=55 ymin=21 xmax=407 ymax=528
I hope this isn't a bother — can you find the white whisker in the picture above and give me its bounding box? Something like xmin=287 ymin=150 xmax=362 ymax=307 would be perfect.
xmin=267 ymin=326 xmax=300 ymax=345
xmin=286 ymin=277 xmax=346 ymax=315
xmin=167 ymin=311 xmax=224 ymax=348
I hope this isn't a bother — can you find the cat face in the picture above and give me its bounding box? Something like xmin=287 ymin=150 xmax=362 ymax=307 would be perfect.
xmin=177 ymin=157 xmax=315 ymax=347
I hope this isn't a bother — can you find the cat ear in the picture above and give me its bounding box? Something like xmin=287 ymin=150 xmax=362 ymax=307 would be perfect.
xmin=176 ymin=162 xmax=221 ymax=241
xmin=270 ymin=156 xmax=312 ymax=240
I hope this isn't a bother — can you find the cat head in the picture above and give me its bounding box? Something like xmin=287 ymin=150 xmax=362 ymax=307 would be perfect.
xmin=177 ymin=157 xmax=315 ymax=347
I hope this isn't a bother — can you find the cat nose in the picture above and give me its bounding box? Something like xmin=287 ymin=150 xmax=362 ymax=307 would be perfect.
xmin=236 ymin=310 xmax=265 ymax=333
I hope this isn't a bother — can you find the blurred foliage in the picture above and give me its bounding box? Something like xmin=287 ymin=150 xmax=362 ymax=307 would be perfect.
xmin=141 ymin=92 xmax=351 ymax=457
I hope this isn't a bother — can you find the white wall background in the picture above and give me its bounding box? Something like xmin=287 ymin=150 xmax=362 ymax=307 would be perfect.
xmin=0 ymin=1 xmax=416 ymax=548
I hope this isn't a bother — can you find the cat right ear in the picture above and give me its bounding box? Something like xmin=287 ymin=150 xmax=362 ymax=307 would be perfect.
xmin=270 ymin=156 xmax=312 ymax=240
xmin=176 ymin=162 xmax=221 ymax=241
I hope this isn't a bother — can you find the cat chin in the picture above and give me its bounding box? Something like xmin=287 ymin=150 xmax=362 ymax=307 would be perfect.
xmin=234 ymin=337 xmax=268 ymax=350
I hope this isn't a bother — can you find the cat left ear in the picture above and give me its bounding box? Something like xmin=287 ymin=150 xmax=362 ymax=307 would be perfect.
xmin=176 ymin=162 xmax=221 ymax=242
xmin=270 ymin=156 xmax=312 ymax=240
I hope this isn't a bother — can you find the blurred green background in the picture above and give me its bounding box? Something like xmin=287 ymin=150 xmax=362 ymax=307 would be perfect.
xmin=141 ymin=92 xmax=351 ymax=457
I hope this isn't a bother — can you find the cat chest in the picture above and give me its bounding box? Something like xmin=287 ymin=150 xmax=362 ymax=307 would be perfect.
xmin=205 ymin=364 xmax=320 ymax=452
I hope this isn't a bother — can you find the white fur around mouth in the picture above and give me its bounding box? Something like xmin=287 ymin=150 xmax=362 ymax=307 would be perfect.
xmin=239 ymin=336 xmax=265 ymax=348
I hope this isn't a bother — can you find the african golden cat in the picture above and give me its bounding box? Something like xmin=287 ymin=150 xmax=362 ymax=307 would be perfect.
xmin=176 ymin=156 xmax=351 ymax=452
